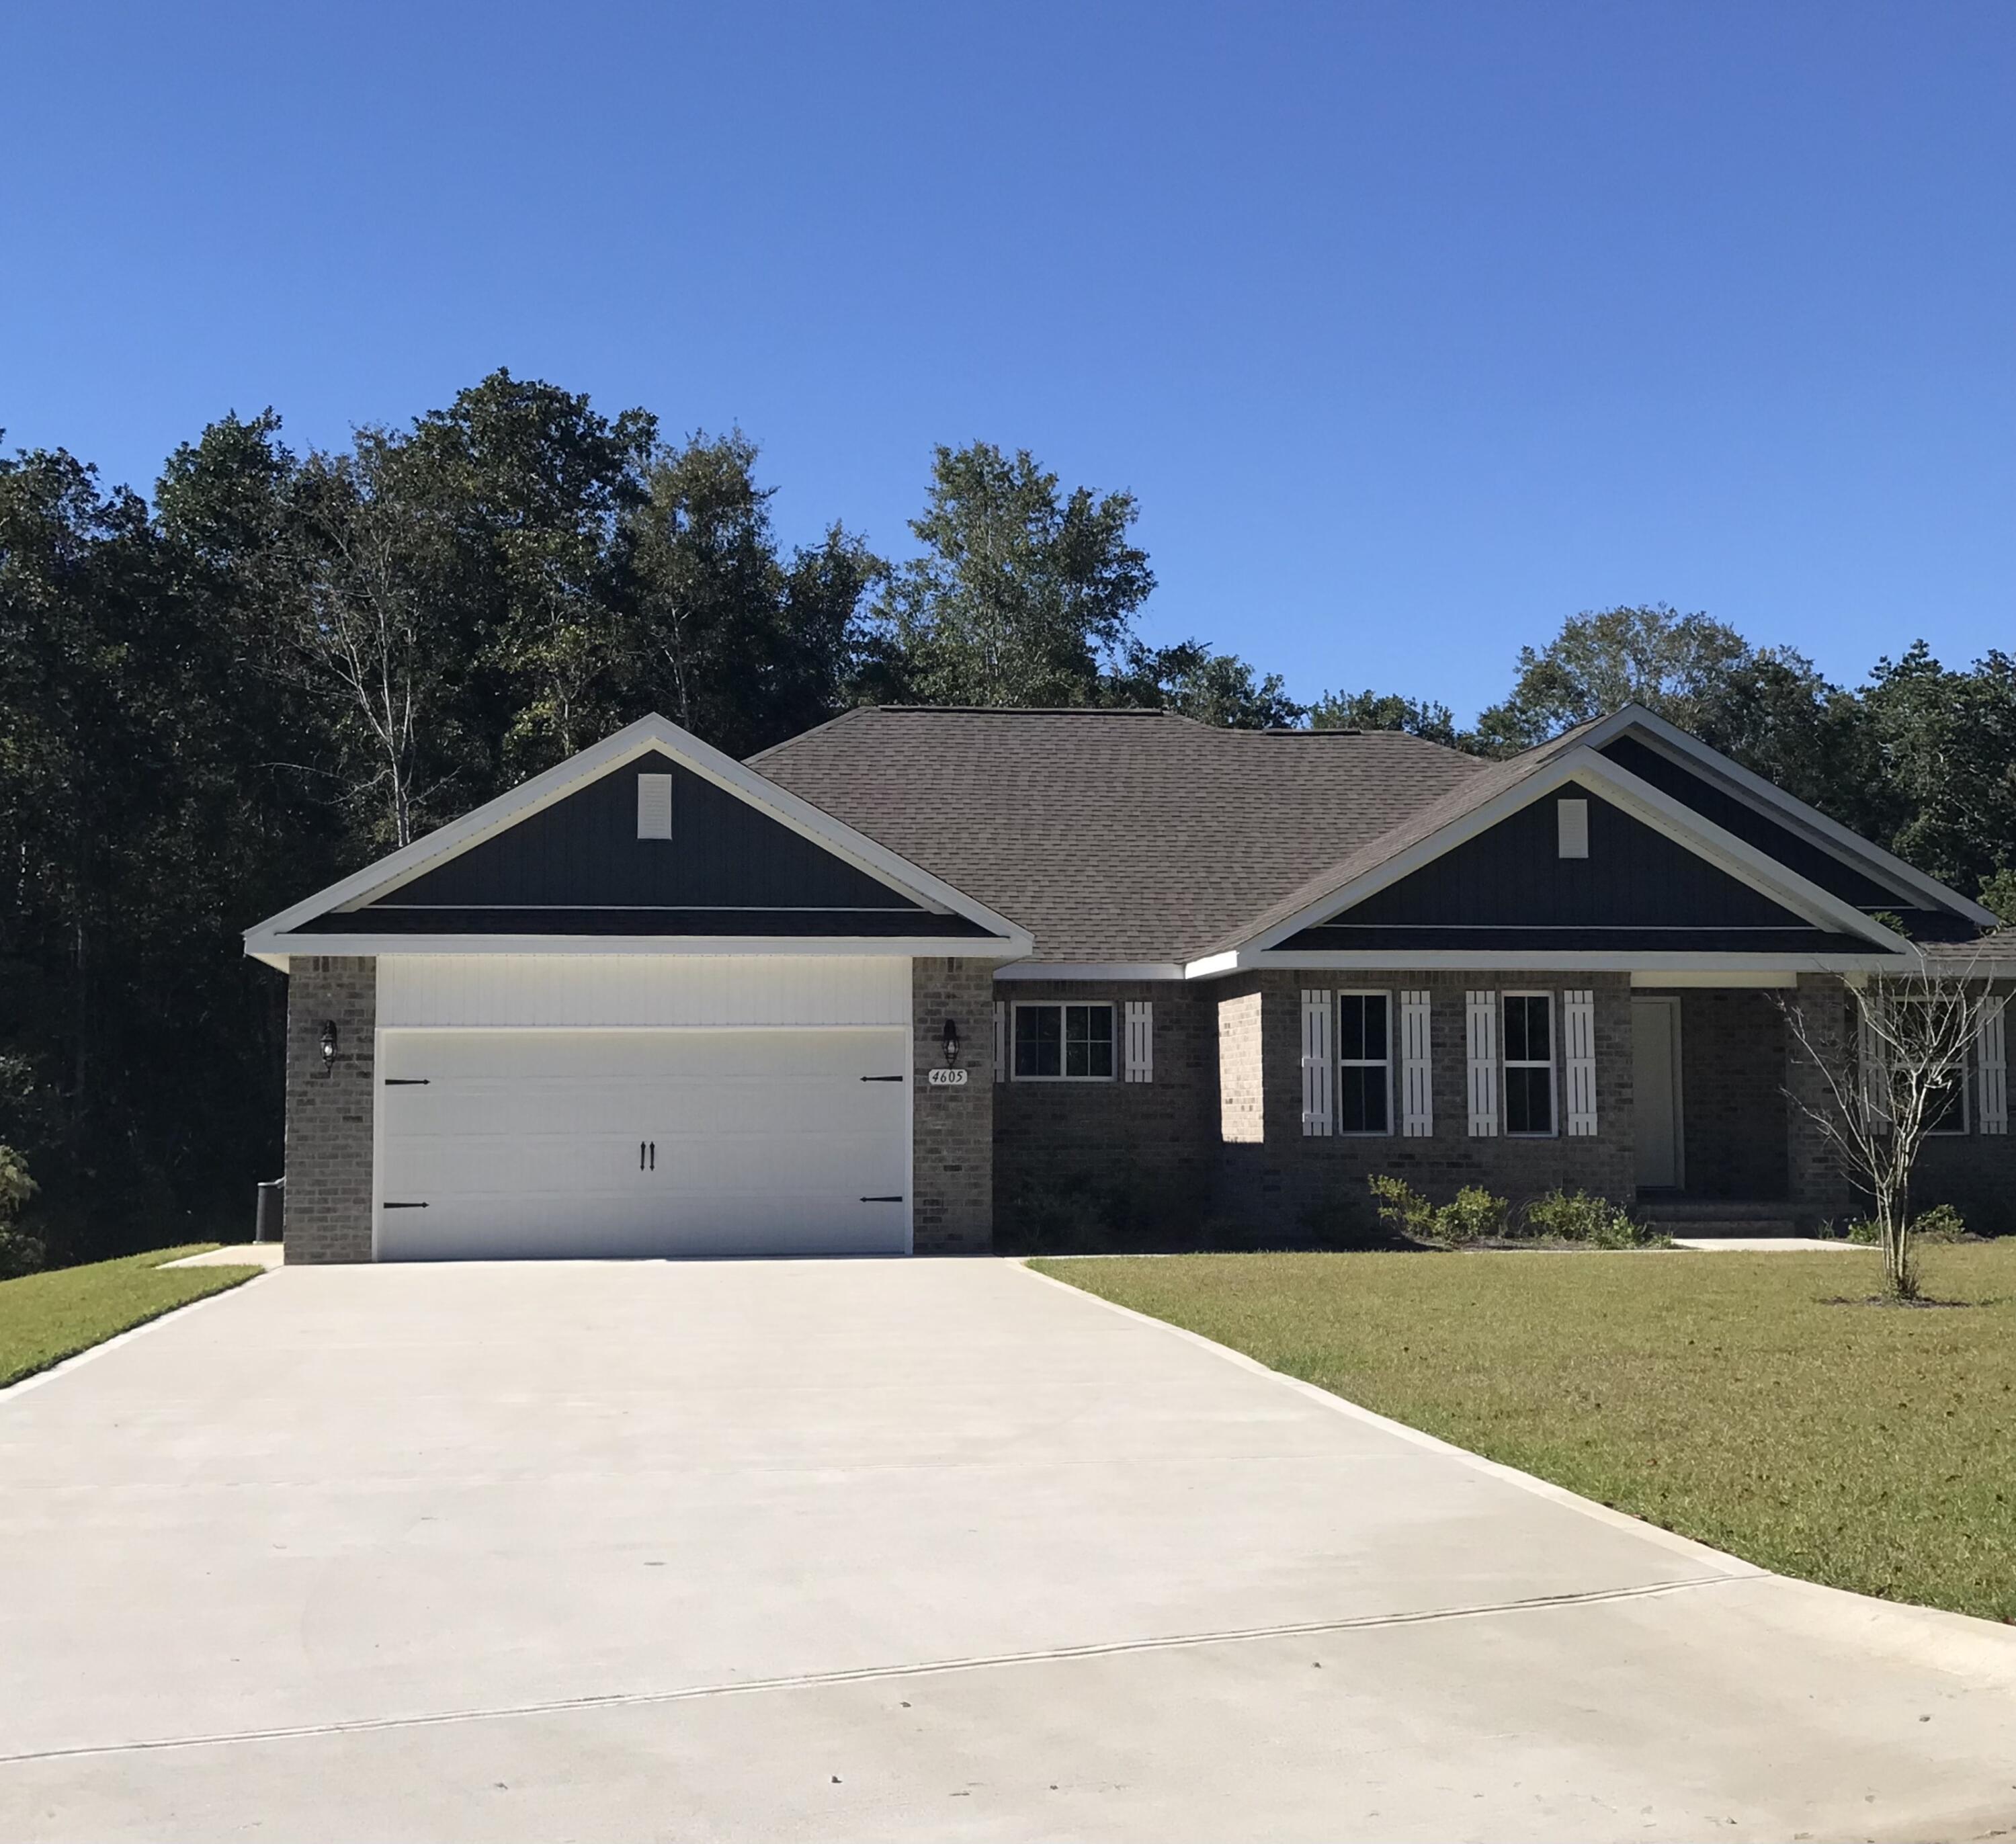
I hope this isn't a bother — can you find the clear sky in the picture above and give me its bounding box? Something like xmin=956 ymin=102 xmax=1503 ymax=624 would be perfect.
xmin=3 ymin=1 xmax=2009 ymax=720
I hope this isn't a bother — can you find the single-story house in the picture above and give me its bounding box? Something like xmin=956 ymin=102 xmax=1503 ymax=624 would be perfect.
xmin=245 ymin=704 xmax=2015 ymax=1260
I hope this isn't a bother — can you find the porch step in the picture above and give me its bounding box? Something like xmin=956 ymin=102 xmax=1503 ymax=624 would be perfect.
xmin=1636 ymin=1200 xmax=1807 ymax=1239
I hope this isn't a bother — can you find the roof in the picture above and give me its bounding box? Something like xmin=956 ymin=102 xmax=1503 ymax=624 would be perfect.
xmin=749 ymin=708 xmax=1486 ymax=963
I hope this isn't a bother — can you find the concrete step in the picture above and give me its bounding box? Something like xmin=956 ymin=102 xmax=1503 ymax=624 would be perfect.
xmin=1636 ymin=1201 xmax=1806 ymax=1238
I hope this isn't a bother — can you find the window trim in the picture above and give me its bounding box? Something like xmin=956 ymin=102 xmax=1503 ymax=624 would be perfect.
xmin=1335 ymin=988 xmax=1394 ymax=1138
xmin=1501 ymin=989 xmax=1559 ymax=1139
xmin=1009 ymin=1000 xmax=1118 ymax=1083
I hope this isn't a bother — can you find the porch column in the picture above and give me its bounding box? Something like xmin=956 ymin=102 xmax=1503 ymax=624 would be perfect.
xmin=1784 ymin=973 xmax=1856 ymax=1226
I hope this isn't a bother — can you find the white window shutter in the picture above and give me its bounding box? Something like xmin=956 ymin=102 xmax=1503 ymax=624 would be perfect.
xmin=1124 ymin=1001 xmax=1154 ymax=1083
xmin=1858 ymin=991 xmax=1891 ymax=1127
xmin=993 ymin=1001 xmax=1006 ymax=1083
xmin=1466 ymin=991 xmax=1498 ymax=1137
xmin=1979 ymin=995 xmax=2007 ymax=1135
xmin=1300 ymin=989 xmax=1333 ymax=1136
xmin=1400 ymin=990 xmax=1433 ymax=1137
xmin=1564 ymin=989 xmax=1598 ymax=1136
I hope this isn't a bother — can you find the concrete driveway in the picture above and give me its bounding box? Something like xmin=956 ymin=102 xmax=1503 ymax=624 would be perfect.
xmin=2 ymin=1259 xmax=2012 ymax=1843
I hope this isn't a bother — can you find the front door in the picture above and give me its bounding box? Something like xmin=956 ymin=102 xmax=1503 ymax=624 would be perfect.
xmin=1632 ymin=998 xmax=1683 ymax=1189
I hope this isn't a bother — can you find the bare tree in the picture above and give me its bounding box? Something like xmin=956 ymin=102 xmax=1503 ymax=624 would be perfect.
xmin=1781 ymin=967 xmax=2000 ymax=1298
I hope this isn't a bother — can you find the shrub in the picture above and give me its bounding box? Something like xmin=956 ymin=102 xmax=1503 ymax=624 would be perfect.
xmin=1847 ymin=1203 xmax=1966 ymax=1247
xmin=1368 ymin=1175 xmax=1510 ymax=1246
xmin=1522 ymin=1188 xmax=1665 ymax=1248
xmin=0 ymin=1145 xmax=43 ymax=1279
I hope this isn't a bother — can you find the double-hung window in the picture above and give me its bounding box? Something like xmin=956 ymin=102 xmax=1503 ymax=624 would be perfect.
xmin=1503 ymin=993 xmax=1556 ymax=1136
xmin=1013 ymin=1003 xmax=1115 ymax=1080
xmin=1337 ymin=992 xmax=1391 ymax=1134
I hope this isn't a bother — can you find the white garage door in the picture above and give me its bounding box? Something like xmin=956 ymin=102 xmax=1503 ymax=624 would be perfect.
xmin=376 ymin=1028 xmax=911 ymax=1259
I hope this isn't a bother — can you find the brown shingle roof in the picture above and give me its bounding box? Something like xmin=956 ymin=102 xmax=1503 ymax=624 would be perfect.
xmin=749 ymin=707 xmax=1487 ymax=962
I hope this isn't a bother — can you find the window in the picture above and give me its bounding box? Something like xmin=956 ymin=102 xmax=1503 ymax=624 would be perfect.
xmin=1336 ymin=992 xmax=1391 ymax=1134
xmin=1927 ymin=1068 xmax=1968 ymax=1135
xmin=1013 ymin=1003 xmax=1115 ymax=1080
xmin=1503 ymin=993 xmax=1556 ymax=1136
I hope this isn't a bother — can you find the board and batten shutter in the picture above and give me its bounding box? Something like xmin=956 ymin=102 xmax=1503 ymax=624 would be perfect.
xmin=993 ymin=1000 xmax=1006 ymax=1083
xmin=1124 ymin=1001 xmax=1154 ymax=1083
xmin=1400 ymin=990 xmax=1433 ymax=1137
xmin=1563 ymin=989 xmax=1599 ymax=1136
xmin=1857 ymin=990 xmax=1891 ymax=1126
xmin=1979 ymin=995 xmax=2008 ymax=1135
xmin=1466 ymin=991 xmax=1499 ymax=1137
xmin=1300 ymin=989 xmax=1333 ymax=1136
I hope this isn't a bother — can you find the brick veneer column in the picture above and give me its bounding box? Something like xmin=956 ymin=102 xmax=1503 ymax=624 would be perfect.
xmin=1784 ymin=972 xmax=1856 ymax=1224
xmin=911 ymin=958 xmax=995 ymax=1253
xmin=284 ymin=956 xmax=378 ymax=1263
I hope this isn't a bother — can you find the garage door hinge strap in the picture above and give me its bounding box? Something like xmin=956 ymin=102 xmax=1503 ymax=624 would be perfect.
xmin=382 ymin=1201 xmax=429 ymax=1209
xmin=383 ymin=1078 xmax=430 ymax=1085
xmin=860 ymin=1194 xmax=904 ymax=1203
xmin=859 ymin=1075 xmax=903 ymax=1082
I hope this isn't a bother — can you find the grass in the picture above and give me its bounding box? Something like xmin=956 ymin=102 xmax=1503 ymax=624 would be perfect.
xmin=1032 ymin=1243 xmax=2016 ymax=1624
xmin=0 ymin=1245 xmax=267 ymax=1390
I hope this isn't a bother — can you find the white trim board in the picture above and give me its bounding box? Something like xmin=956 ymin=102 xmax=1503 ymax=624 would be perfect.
xmin=243 ymin=713 xmax=1032 ymax=964
xmin=1196 ymin=949 xmax=1923 ymax=976
xmin=247 ymin=933 xmax=1027 ymax=972
xmin=993 ymin=961 xmax=1185 ymax=982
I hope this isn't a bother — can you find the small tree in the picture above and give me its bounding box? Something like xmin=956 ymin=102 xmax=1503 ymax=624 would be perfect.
xmin=1781 ymin=970 xmax=1996 ymax=1298
xmin=0 ymin=1144 xmax=42 ymax=1278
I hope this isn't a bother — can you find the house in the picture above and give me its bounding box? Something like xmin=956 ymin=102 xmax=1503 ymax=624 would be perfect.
xmin=244 ymin=704 xmax=2016 ymax=1261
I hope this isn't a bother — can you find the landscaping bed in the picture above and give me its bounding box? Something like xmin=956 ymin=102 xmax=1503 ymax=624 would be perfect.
xmin=1032 ymin=1243 xmax=2016 ymax=1624
xmin=0 ymin=1246 xmax=267 ymax=1390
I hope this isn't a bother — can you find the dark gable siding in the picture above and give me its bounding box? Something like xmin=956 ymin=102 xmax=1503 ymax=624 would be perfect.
xmin=1281 ymin=785 xmax=1833 ymax=951
xmin=367 ymin=751 xmax=925 ymax=914
xmin=1599 ymin=734 xmax=1903 ymax=908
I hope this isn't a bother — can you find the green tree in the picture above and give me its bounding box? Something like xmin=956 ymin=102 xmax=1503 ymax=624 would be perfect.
xmin=874 ymin=443 xmax=1154 ymax=706
xmin=1110 ymin=639 xmax=1304 ymax=728
xmin=1307 ymin=687 xmax=1460 ymax=747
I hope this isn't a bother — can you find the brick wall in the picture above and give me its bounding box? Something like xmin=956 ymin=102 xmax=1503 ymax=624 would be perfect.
xmin=911 ymin=958 xmax=995 ymax=1253
xmin=1216 ymin=984 xmax=1264 ymax=1143
xmin=284 ymin=956 xmax=377 ymax=1263
xmin=1218 ymin=970 xmax=1636 ymax=1234
xmin=1781 ymin=974 xmax=1857 ymax=1225
xmin=992 ymin=980 xmax=1218 ymax=1237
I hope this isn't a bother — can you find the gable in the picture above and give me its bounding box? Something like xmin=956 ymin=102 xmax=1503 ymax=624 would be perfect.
xmin=1598 ymin=733 xmax=1905 ymax=908
xmin=1276 ymin=784 xmax=1876 ymax=954
xmin=349 ymin=751 xmax=925 ymax=918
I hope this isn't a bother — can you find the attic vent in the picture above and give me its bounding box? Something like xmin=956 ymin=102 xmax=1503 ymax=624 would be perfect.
xmin=1557 ymin=798 xmax=1589 ymax=860
xmin=636 ymin=773 xmax=673 ymax=840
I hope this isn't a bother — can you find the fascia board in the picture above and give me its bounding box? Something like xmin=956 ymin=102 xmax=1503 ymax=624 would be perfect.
xmin=1234 ymin=949 xmax=1923 ymax=974
xmin=1234 ymin=745 xmax=1908 ymax=959
xmin=243 ymin=712 xmax=1032 ymax=954
xmin=1583 ymin=706 xmax=1998 ymax=925
xmin=993 ymin=961 xmax=1185 ymax=982
xmin=246 ymin=931 xmax=1031 ymax=961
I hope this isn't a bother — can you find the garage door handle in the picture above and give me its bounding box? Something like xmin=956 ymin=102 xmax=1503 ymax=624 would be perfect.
xmin=859 ymin=1075 xmax=903 ymax=1082
xmin=860 ymin=1195 xmax=904 ymax=1203
xmin=649 ymin=1140 xmax=656 ymax=1171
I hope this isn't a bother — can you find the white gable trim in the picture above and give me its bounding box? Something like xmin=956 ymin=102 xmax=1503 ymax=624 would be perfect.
xmin=1581 ymin=705 xmax=1997 ymax=926
xmin=245 ymin=713 xmax=1032 ymax=964
xmin=1214 ymin=746 xmax=1915 ymax=970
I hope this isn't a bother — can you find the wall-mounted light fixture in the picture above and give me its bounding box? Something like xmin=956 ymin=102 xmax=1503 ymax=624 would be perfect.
xmin=941 ymin=1018 xmax=961 ymax=1066
xmin=319 ymin=1020 xmax=339 ymax=1072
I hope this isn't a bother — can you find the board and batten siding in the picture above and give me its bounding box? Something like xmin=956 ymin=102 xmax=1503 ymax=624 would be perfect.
xmin=376 ymin=954 xmax=911 ymax=1029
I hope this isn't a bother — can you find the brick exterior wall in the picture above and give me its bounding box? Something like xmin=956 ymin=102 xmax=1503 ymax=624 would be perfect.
xmin=911 ymin=958 xmax=995 ymax=1253
xmin=992 ymin=980 xmax=1219 ymax=1239
xmin=284 ymin=956 xmax=377 ymax=1264
xmin=1218 ymin=970 xmax=1636 ymax=1234
xmin=1647 ymin=988 xmax=1790 ymax=1200
xmin=1781 ymin=974 xmax=1858 ymax=1225
xmin=1216 ymin=985 xmax=1264 ymax=1143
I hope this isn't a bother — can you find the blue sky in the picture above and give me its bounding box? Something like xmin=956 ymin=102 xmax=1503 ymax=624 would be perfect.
xmin=3 ymin=1 xmax=2009 ymax=720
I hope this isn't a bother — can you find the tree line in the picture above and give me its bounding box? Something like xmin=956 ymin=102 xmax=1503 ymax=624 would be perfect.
xmin=3 ymin=368 xmax=2011 ymax=1263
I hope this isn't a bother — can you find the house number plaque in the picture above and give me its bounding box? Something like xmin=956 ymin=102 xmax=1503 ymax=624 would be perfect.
xmin=927 ymin=1067 xmax=968 ymax=1087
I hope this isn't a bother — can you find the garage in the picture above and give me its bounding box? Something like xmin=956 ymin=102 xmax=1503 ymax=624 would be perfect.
xmin=375 ymin=1026 xmax=911 ymax=1259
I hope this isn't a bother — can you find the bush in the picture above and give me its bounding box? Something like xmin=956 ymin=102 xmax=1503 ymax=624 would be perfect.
xmin=1368 ymin=1175 xmax=1510 ymax=1246
xmin=1522 ymin=1188 xmax=1666 ymax=1249
xmin=0 ymin=1145 xmax=44 ymax=1279
xmin=1846 ymin=1204 xmax=1968 ymax=1247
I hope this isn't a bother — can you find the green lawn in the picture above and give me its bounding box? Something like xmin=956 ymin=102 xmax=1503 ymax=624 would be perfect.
xmin=1032 ymin=1245 xmax=2016 ymax=1624
xmin=0 ymin=1246 xmax=266 ymax=1390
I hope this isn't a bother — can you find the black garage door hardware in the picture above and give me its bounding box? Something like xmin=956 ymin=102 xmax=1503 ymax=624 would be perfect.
xmin=859 ymin=1074 xmax=903 ymax=1082
xmin=859 ymin=1194 xmax=904 ymax=1203
xmin=384 ymin=1078 xmax=430 ymax=1086
xmin=382 ymin=1201 xmax=429 ymax=1209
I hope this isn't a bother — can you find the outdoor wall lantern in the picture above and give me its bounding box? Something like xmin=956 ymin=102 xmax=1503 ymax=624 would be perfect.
xmin=319 ymin=1019 xmax=339 ymax=1071
xmin=941 ymin=1018 xmax=961 ymax=1066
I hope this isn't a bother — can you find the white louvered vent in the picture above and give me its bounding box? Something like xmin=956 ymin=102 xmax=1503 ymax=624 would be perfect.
xmin=1563 ymin=989 xmax=1598 ymax=1136
xmin=1979 ymin=996 xmax=2007 ymax=1136
xmin=636 ymin=773 xmax=673 ymax=840
xmin=1400 ymin=990 xmax=1433 ymax=1137
xmin=1557 ymin=798 xmax=1589 ymax=859
xmin=1300 ymin=989 xmax=1333 ymax=1136
xmin=1466 ymin=991 xmax=1499 ymax=1137
xmin=1124 ymin=1001 xmax=1154 ymax=1083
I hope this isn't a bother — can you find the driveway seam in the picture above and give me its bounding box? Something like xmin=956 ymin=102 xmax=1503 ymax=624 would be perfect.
xmin=0 ymin=1573 xmax=1740 ymax=1767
